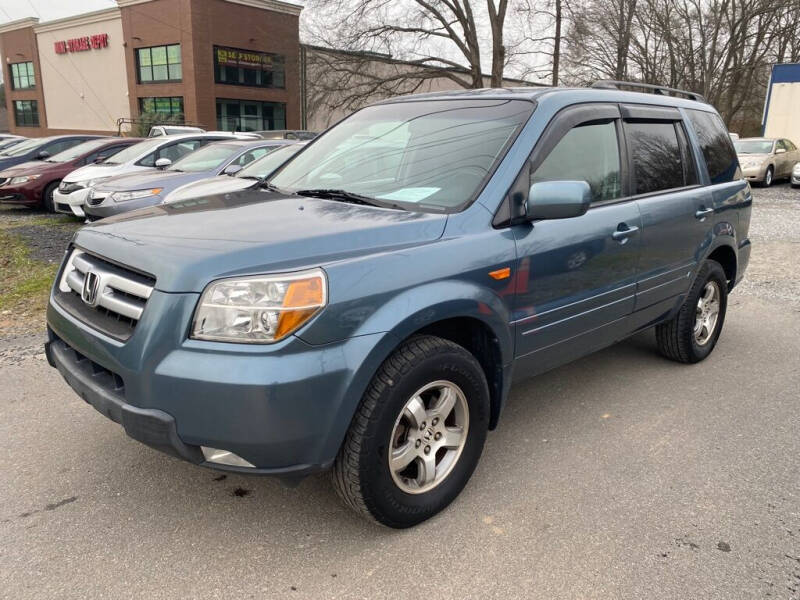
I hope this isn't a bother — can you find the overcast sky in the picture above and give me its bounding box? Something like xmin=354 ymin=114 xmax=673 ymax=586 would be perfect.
xmin=0 ymin=0 xmax=116 ymax=23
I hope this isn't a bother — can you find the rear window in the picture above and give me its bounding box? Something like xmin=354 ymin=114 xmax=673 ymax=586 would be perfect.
xmin=687 ymin=109 xmax=739 ymax=184
xmin=625 ymin=121 xmax=684 ymax=194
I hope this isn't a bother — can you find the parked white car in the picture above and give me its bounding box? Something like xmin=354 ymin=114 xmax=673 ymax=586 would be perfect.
xmin=54 ymin=133 xmax=238 ymax=216
xmin=148 ymin=125 xmax=204 ymax=137
xmin=163 ymin=142 xmax=305 ymax=204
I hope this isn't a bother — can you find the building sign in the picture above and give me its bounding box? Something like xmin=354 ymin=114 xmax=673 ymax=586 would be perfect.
xmin=54 ymin=33 xmax=109 ymax=54
xmin=215 ymin=46 xmax=278 ymax=69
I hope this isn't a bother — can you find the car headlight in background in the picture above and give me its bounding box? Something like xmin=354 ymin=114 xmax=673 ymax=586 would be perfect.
xmin=9 ymin=174 xmax=42 ymax=184
xmin=793 ymin=163 xmax=800 ymax=175
xmin=83 ymin=176 xmax=112 ymax=188
xmin=109 ymin=188 xmax=163 ymax=202
xmin=191 ymin=269 xmax=327 ymax=343
xmin=740 ymin=159 xmax=763 ymax=169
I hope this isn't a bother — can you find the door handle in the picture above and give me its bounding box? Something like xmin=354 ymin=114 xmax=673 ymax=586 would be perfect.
xmin=612 ymin=225 xmax=639 ymax=242
xmin=695 ymin=207 xmax=714 ymax=219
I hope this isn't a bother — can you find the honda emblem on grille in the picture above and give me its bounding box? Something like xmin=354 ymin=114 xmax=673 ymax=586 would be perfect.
xmin=82 ymin=271 xmax=101 ymax=306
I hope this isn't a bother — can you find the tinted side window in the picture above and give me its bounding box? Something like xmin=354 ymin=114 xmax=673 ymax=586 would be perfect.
xmin=531 ymin=121 xmax=621 ymax=203
xmin=157 ymin=140 xmax=201 ymax=163
xmin=786 ymin=140 xmax=797 ymax=151
xmin=675 ymin=123 xmax=698 ymax=186
xmin=625 ymin=121 xmax=683 ymax=194
xmin=45 ymin=139 xmax=83 ymax=156
xmin=687 ymin=109 xmax=739 ymax=184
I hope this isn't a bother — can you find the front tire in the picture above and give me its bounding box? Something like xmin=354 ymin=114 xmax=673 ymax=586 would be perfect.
xmin=763 ymin=166 xmax=774 ymax=187
xmin=332 ymin=335 xmax=489 ymax=528
xmin=656 ymin=260 xmax=728 ymax=363
xmin=42 ymin=181 xmax=59 ymax=213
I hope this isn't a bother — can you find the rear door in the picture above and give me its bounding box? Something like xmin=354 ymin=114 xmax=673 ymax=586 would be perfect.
xmin=511 ymin=103 xmax=642 ymax=377
xmin=621 ymin=105 xmax=706 ymax=321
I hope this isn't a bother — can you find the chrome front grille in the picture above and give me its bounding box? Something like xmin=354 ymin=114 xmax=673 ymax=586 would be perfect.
xmin=55 ymin=249 xmax=155 ymax=340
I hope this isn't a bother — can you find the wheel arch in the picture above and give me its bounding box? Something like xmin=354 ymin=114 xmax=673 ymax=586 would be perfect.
xmin=706 ymin=243 xmax=737 ymax=291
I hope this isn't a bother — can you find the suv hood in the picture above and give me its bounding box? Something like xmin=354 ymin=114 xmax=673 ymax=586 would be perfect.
xmin=94 ymin=169 xmax=206 ymax=192
xmin=72 ymin=190 xmax=447 ymax=292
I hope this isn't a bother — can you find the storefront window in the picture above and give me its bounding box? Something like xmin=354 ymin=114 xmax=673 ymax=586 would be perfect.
xmin=216 ymin=99 xmax=286 ymax=132
xmin=137 ymin=44 xmax=182 ymax=83
xmin=139 ymin=97 xmax=184 ymax=118
xmin=10 ymin=62 xmax=35 ymax=90
xmin=13 ymin=100 xmax=39 ymax=127
xmin=213 ymin=46 xmax=285 ymax=89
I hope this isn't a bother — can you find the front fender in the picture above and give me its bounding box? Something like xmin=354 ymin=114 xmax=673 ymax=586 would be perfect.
xmin=308 ymin=280 xmax=515 ymax=464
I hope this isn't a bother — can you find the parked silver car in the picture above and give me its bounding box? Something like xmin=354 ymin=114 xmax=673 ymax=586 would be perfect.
xmin=734 ymin=137 xmax=800 ymax=186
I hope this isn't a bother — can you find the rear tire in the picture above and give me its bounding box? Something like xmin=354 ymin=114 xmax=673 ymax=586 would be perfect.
xmin=332 ymin=335 xmax=489 ymax=528
xmin=656 ymin=260 xmax=728 ymax=364
xmin=42 ymin=181 xmax=59 ymax=213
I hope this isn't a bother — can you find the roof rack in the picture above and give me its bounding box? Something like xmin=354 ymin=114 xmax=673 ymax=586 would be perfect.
xmin=590 ymin=80 xmax=706 ymax=103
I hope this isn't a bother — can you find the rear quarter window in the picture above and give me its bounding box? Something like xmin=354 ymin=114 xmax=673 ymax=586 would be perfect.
xmin=686 ymin=109 xmax=740 ymax=184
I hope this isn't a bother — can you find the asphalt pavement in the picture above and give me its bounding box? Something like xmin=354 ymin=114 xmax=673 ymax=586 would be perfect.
xmin=1 ymin=186 xmax=799 ymax=599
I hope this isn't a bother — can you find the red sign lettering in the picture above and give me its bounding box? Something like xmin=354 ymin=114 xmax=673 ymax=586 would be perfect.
xmin=54 ymin=33 xmax=109 ymax=54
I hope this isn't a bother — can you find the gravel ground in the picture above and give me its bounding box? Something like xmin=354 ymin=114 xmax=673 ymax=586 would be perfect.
xmin=735 ymin=183 xmax=800 ymax=309
xmin=0 ymin=206 xmax=80 ymax=264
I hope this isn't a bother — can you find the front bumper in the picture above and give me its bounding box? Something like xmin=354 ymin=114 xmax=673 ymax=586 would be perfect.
xmin=84 ymin=193 xmax=164 ymax=218
xmin=740 ymin=165 xmax=767 ymax=182
xmin=0 ymin=183 xmax=39 ymax=205
xmin=791 ymin=172 xmax=800 ymax=186
xmin=53 ymin=187 xmax=90 ymax=216
xmin=46 ymin=290 xmax=386 ymax=478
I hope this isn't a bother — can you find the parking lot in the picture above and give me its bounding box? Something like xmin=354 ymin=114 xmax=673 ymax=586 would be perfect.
xmin=1 ymin=184 xmax=799 ymax=599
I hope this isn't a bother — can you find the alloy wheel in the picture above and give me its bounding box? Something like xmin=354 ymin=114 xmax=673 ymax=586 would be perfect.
xmin=694 ymin=281 xmax=721 ymax=346
xmin=388 ymin=380 xmax=469 ymax=494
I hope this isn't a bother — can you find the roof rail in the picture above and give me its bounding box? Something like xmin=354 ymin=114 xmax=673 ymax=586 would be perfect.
xmin=590 ymin=80 xmax=706 ymax=103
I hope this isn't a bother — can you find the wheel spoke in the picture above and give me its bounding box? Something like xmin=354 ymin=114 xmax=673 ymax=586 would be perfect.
xmin=703 ymin=284 xmax=715 ymax=303
xmin=441 ymin=427 xmax=464 ymax=449
xmin=390 ymin=441 xmax=417 ymax=472
xmin=403 ymin=396 xmax=427 ymax=429
xmin=417 ymin=454 xmax=437 ymax=486
xmin=433 ymin=385 xmax=457 ymax=419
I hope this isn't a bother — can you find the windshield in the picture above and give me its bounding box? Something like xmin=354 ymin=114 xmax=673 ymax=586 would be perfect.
xmin=734 ymin=140 xmax=774 ymax=154
xmin=237 ymin=144 xmax=303 ymax=178
xmin=2 ymin=137 xmax=52 ymax=157
xmin=169 ymin=143 xmax=239 ymax=172
xmin=103 ymin=138 xmax=165 ymax=164
xmin=269 ymin=99 xmax=534 ymax=212
xmin=47 ymin=138 xmax=112 ymax=163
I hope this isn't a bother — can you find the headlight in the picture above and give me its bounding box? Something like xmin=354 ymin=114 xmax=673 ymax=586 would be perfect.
xmin=191 ymin=269 xmax=327 ymax=343
xmin=9 ymin=174 xmax=41 ymax=184
xmin=83 ymin=176 xmax=112 ymax=188
xmin=793 ymin=163 xmax=800 ymax=175
xmin=110 ymin=188 xmax=163 ymax=202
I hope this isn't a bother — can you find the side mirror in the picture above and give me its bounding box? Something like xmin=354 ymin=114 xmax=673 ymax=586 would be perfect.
xmin=776 ymin=147 xmax=786 ymax=154
xmin=526 ymin=181 xmax=592 ymax=220
xmin=155 ymin=157 xmax=172 ymax=169
xmin=223 ymin=163 xmax=243 ymax=176
xmin=94 ymin=154 xmax=108 ymax=164
xmin=37 ymin=150 xmax=50 ymax=159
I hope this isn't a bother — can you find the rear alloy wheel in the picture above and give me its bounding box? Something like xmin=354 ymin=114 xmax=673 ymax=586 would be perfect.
xmin=763 ymin=166 xmax=774 ymax=187
xmin=656 ymin=260 xmax=728 ymax=363
xmin=332 ymin=335 xmax=489 ymax=528
xmin=42 ymin=181 xmax=59 ymax=213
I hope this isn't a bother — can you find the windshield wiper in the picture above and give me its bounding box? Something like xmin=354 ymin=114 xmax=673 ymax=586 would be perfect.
xmin=295 ymin=188 xmax=401 ymax=209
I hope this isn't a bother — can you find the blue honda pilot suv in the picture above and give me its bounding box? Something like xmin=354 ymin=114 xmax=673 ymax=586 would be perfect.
xmin=46 ymin=82 xmax=751 ymax=527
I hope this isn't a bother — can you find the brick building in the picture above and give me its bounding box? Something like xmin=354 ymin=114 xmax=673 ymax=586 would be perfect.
xmin=0 ymin=0 xmax=302 ymax=136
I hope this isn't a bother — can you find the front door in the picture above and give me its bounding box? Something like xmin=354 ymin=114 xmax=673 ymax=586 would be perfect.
xmin=511 ymin=105 xmax=642 ymax=378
